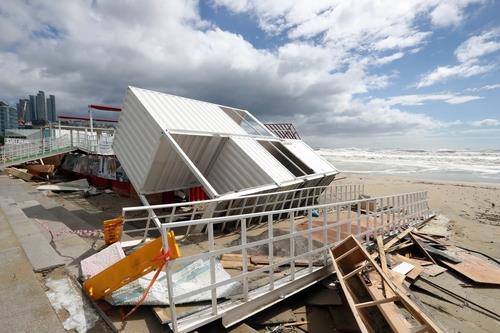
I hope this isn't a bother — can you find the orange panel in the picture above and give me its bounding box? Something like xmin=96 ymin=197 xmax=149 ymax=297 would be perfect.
xmin=83 ymin=237 xmax=164 ymax=300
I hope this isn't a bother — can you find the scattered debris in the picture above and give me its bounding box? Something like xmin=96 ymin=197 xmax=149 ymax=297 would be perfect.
xmin=45 ymin=276 xmax=99 ymax=333
xmin=4 ymin=167 xmax=33 ymax=181
xmin=25 ymin=164 xmax=56 ymax=177
xmin=108 ymin=258 xmax=241 ymax=306
xmin=80 ymin=242 xmax=125 ymax=279
xmin=331 ymin=235 xmax=443 ymax=333
xmin=37 ymin=178 xmax=91 ymax=192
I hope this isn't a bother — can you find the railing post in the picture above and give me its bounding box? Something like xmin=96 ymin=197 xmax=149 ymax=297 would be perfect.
xmin=289 ymin=212 xmax=295 ymax=281
xmin=208 ymin=222 xmax=217 ymax=315
xmin=307 ymin=209 xmax=313 ymax=272
xmin=241 ymin=218 xmax=249 ymax=301
xmin=267 ymin=214 xmax=274 ymax=290
xmin=323 ymin=207 xmax=329 ymax=265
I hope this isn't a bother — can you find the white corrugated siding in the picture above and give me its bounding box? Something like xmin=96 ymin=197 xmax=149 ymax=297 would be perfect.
xmin=207 ymin=138 xmax=273 ymax=194
xmin=282 ymin=140 xmax=338 ymax=174
xmin=130 ymin=87 xmax=247 ymax=135
xmin=231 ymin=136 xmax=296 ymax=184
xmin=113 ymin=88 xmax=163 ymax=191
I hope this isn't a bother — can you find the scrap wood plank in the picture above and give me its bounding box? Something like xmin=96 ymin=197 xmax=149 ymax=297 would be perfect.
xmin=384 ymin=227 xmax=415 ymax=251
xmin=406 ymin=265 xmax=424 ymax=281
xmin=422 ymin=264 xmax=447 ymax=277
xmin=363 ymin=271 xmax=413 ymax=333
xmin=423 ymin=246 xmax=461 ymax=264
xmin=4 ymin=167 xmax=33 ymax=181
xmin=394 ymin=254 xmax=433 ymax=267
xmin=332 ymin=235 xmax=444 ymax=333
xmin=408 ymin=233 xmax=437 ymax=265
xmin=376 ymin=235 xmax=393 ymax=298
xmin=386 ymin=241 xmax=414 ymax=253
xmin=437 ymin=248 xmax=500 ymax=285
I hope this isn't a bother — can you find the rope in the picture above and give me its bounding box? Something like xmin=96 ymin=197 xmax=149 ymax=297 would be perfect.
xmin=121 ymin=250 xmax=171 ymax=321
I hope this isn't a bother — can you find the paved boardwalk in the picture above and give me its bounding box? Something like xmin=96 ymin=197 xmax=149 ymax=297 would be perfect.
xmin=0 ymin=209 xmax=64 ymax=333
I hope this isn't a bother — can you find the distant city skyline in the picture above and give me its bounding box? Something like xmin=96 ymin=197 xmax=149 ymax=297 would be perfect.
xmin=16 ymin=90 xmax=57 ymax=124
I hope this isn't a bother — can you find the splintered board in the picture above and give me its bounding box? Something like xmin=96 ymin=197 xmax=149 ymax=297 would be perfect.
xmin=438 ymin=248 xmax=500 ymax=285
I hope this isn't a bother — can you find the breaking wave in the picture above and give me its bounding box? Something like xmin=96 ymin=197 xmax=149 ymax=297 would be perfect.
xmin=317 ymin=148 xmax=500 ymax=183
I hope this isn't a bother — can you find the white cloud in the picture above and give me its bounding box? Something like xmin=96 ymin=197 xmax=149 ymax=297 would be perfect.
xmin=429 ymin=0 xmax=484 ymax=27
xmin=371 ymin=93 xmax=482 ymax=106
xmin=445 ymin=95 xmax=482 ymax=104
xmin=466 ymin=83 xmax=500 ymax=91
xmin=455 ymin=28 xmax=500 ymax=63
xmin=417 ymin=61 xmax=494 ymax=88
xmin=471 ymin=118 xmax=500 ymax=126
xmin=417 ymin=28 xmax=500 ymax=88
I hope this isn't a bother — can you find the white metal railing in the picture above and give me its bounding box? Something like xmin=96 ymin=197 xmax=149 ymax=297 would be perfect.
xmin=1 ymin=126 xmax=116 ymax=168
xmin=121 ymin=183 xmax=365 ymax=240
xmin=121 ymin=190 xmax=430 ymax=333
xmin=0 ymin=134 xmax=71 ymax=167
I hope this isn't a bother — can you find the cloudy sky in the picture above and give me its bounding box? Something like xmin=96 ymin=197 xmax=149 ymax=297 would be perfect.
xmin=1 ymin=0 xmax=499 ymax=149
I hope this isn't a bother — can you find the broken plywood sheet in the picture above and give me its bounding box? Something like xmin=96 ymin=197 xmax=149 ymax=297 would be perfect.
xmin=423 ymin=264 xmax=447 ymax=277
xmin=37 ymin=178 xmax=90 ymax=192
xmin=437 ymin=248 xmax=500 ymax=285
xmin=5 ymin=167 xmax=33 ymax=181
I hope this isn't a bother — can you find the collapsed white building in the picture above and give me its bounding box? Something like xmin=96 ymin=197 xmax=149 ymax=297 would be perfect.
xmin=113 ymin=86 xmax=338 ymax=200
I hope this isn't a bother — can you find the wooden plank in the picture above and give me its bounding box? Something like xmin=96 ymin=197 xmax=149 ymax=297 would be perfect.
xmin=383 ymin=228 xmax=415 ymax=251
xmin=423 ymin=264 xmax=447 ymax=277
xmin=363 ymin=271 xmax=413 ymax=333
xmin=355 ymin=296 xmax=400 ymax=309
xmin=386 ymin=241 xmax=414 ymax=253
xmin=408 ymin=233 xmax=437 ymax=265
xmin=333 ymin=236 xmax=444 ymax=333
xmin=393 ymin=254 xmax=433 ymax=266
xmin=331 ymin=245 xmax=371 ymax=333
xmin=406 ymin=265 xmax=424 ymax=281
xmin=438 ymin=248 xmax=500 ymax=284
xmin=376 ymin=235 xmax=391 ymax=297
xmin=4 ymin=167 xmax=33 ymax=181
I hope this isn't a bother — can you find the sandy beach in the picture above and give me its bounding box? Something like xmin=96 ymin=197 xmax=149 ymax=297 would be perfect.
xmin=335 ymin=173 xmax=500 ymax=258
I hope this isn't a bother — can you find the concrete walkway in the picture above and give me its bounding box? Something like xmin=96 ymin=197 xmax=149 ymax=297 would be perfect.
xmin=0 ymin=209 xmax=64 ymax=332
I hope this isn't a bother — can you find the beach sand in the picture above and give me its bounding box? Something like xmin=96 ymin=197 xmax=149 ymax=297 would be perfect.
xmin=336 ymin=173 xmax=500 ymax=257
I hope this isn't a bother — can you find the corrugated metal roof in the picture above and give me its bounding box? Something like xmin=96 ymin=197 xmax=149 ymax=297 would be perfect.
xmin=231 ymin=136 xmax=295 ymax=185
xmin=113 ymin=89 xmax=163 ymax=191
xmin=207 ymin=138 xmax=273 ymax=194
xmin=283 ymin=140 xmax=338 ymax=174
xmin=130 ymin=87 xmax=248 ymax=135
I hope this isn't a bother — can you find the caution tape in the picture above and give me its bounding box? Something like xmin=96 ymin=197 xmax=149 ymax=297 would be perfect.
xmin=34 ymin=218 xmax=102 ymax=239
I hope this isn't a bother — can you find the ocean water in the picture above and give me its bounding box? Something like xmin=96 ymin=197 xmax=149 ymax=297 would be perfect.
xmin=317 ymin=148 xmax=500 ymax=184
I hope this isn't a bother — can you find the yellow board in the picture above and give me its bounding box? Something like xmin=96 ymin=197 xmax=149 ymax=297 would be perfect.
xmin=83 ymin=232 xmax=181 ymax=300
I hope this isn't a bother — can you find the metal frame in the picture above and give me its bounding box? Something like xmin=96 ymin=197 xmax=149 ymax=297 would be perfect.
xmin=121 ymin=189 xmax=431 ymax=333
xmin=121 ymin=183 xmax=365 ymax=240
xmin=1 ymin=125 xmax=116 ymax=168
